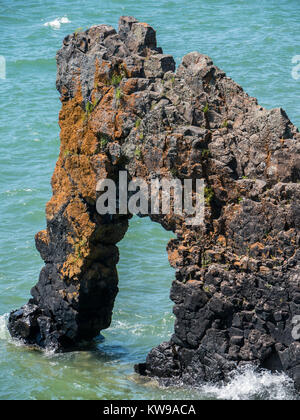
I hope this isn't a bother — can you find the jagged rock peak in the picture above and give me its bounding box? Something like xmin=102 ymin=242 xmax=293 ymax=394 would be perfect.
xmin=56 ymin=16 xmax=174 ymax=100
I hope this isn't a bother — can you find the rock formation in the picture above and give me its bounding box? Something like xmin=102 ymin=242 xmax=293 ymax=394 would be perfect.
xmin=8 ymin=17 xmax=300 ymax=390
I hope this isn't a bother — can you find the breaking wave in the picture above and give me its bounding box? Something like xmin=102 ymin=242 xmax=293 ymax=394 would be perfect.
xmin=1 ymin=312 xmax=299 ymax=400
xmin=0 ymin=314 xmax=9 ymax=341
xmin=43 ymin=17 xmax=71 ymax=29
xmin=200 ymin=365 xmax=299 ymax=400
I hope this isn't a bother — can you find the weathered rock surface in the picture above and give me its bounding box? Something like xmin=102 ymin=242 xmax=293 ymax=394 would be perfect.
xmin=8 ymin=17 xmax=300 ymax=390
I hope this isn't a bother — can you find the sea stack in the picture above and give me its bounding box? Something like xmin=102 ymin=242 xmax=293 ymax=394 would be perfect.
xmin=8 ymin=17 xmax=300 ymax=391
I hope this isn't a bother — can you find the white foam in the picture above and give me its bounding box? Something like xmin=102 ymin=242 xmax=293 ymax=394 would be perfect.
xmin=0 ymin=313 xmax=51 ymax=352
xmin=44 ymin=17 xmax=71 ymax=30
xmin=0 ymin=311 xmax=297 ymax=399
xmin=201 ymin=365 xmax=297 ymax=400
xmin=0 ymin=314 xmax=9 ymax=341
xmin=0 ymin=313 xmax=27 ymax=348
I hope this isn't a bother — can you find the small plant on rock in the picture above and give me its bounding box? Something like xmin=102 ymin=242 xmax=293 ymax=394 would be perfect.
xmin=84 ymin=98 xmax=99 ymax=120
xmin=135 ymin=147 xmax=142 ymax=160
xmin=204 ymin=186 xmax=214 ymax=205
xmin=221 ymin=120 xmax=228 ymax=128
xmin=201 ymin=149 xmax=211 ymax=159
xmin=100 ymin=136 xmax=108 ymax=149
xmin=111 ymin=73 xmax=123 ymax=87
xmin=135 ymin=118 xmax=141 ymax=129
xmin=74 ymin=27 xmax=83 ymax=37
xmin=115 ymin=87 xmax=122 ymax=101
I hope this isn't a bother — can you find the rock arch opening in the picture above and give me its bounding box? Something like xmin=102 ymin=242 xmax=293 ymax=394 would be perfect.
xmin=104 ymin=216 xmax=175 ymax=356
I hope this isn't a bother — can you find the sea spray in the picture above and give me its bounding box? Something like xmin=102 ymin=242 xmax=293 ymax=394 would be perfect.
xmin=0 ymin=314 xmax=9 ymax=341
xmin=201 ymin=365 xmax=299 ymax=400
xmin=43 ymin=17 xmax=71 ymax=29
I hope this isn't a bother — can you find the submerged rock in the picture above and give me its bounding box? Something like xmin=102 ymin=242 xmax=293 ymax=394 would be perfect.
xmin=8 ymin=17 xmax=300 ymax=390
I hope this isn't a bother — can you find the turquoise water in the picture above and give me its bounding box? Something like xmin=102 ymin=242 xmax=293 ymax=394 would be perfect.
xmin=0 ymin=0 xmax=299 ymax=400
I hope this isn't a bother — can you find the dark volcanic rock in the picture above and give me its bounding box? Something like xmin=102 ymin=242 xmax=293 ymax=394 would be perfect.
xmin=8 ymin=17 xmax=300 ymax=391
